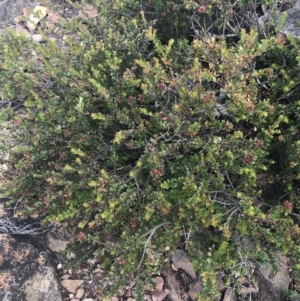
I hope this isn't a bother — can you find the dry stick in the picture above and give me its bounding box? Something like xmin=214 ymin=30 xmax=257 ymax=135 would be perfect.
xmin=0 ymin=216 xmax=46 ymax=234
xmin=136 ymin=222 xmax=171 ymax=271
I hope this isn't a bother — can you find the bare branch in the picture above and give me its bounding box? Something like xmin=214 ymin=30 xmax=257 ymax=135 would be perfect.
xmin=0 ymin=216 xmax=46 ymax=235
xmin=136 ymin=222 xmax=171 ymax=271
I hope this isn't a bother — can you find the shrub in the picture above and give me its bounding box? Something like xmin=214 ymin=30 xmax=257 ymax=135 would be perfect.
xmin=1 ymin=0 xmax=300 ymax=297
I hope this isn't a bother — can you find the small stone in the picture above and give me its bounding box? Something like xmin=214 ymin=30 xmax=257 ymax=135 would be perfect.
xmin=57 ymin=263 xmax=62 ymax=269
xmin=171 ymin=263 xmax=178 ymax=271
xmin=61 ymin=274 xmax=70 ymax=279
xmin=1 ymin=164 xmax=8 ymax=171
xmin=94 ymin=272 xmax=102 ymax=277
xmin=75 ymin=288 xmax=85 ymax=298
xmin=46 ymin=12 xmax=61 ymax=29
xmin=187 ymin=279 xmax=201 ymax=300
xmin=26 ymin=6 xmax=48 ymax=31
xmin=61 ymin=279 xmax=84 ymax=293
xmin=15 ymin=24 xmax=31 ymax=38
xmin=14 ymin=15 xmax=23 ymax=23
xmin=130 ymin=280 xmax=136 ymax=288
xmin=172 ymin=250 xmax=197 ymax=280
xmin=82 ymin=299 xmax=94 ymax=301
xmin=155 ymin=277 xmax=164 ymax=292
xmin=93 ymin=268 xmax=103 ymax=274
xmin=151 ymin=290 xmax=168 ymax=301
xmin=32 ymin=34 xmax=44 ymax=42
xmin=222 ymin=287 xmax=238 ymax=301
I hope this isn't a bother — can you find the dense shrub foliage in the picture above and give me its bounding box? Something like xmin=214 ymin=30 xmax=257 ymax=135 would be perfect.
xmin=1 ymin=0 xmax=300 ymax=297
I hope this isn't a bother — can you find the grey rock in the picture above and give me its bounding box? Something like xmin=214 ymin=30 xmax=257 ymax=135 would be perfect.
xmin=278 ymin=0 xmax=300 ymax=38
xmin=0 ymin=0 xmax=36 ymax=24
xmin=253 ymin=251 xmax=291 ymax=301
xmin=0 ymin=233 xmax=63 ymax=301
xmin=171 ymin=249 xmax=197 ymax=280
